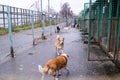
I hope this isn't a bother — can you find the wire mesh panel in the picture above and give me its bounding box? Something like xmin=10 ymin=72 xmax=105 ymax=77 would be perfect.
xmin=78 ymin=13 xmax=84 ymax=31
xmin=83 ymin=3 xmax=90 ymax=43
xmin=113 ymin=0 xmax=120 ymax=67
xmin=88 ymin=0 xmax=119 ymax=61
xmin=115 ymin=20 xmax=120 ymax=66
xmin=117 ymin=23 xmax=120 ymax=64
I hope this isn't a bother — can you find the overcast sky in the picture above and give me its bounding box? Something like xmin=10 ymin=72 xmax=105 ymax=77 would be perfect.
xmin=0 ymin=0 xmax=89 ymax=15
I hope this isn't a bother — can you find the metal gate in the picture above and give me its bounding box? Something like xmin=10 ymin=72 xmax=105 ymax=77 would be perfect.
xmin=88 ymin=0 xmax=120 ymax=61
xmin=83 ymin=3 xmax=90 ymax=43
xmin=114 ymin=0 xmax=120 ymax=67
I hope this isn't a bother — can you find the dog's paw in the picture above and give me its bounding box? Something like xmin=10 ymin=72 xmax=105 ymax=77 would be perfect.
xmin=55 ymin=77 xmax=59 ymax=80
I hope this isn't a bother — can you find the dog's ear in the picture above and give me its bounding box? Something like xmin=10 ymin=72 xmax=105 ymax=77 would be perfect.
xmin=57 ymin=37 xmax=60 ymax=41
xmin=62 ymin=54 xmax=69 ymax=58
xmin=66 ymin=54 xmax=69 ymax=58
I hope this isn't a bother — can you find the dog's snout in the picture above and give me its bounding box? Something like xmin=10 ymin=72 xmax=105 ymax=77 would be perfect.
xmin=60 ymin=41 xmax=64 ymax=44
xmin=60 ymin=38 xmax=64 ymax=44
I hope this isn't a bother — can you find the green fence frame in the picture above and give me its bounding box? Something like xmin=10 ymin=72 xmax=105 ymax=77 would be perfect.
xmin=6 ymin=6 xmax=36 ymax=58
xmin=30 ymin=10 xmax=35 ymax=45
xmin=88 ymin=0 xmax=119 ymax=61
xmin=114 ymin=0 xmax=120 ymax=66
xmin=82 ymin=3 xmax=90 ymax=43
xmin=7 ymin=6 xmax=14 ymax=58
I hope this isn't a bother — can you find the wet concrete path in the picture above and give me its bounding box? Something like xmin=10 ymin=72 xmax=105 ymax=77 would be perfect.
xmin=0 ymin=28 xmax=120 ymax=80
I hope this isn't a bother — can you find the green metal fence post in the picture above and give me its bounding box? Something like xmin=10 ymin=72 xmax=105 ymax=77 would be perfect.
xmin=49 ymin=16 xmax=52 ymax=35
xmin=88 ymin=0 xmax=92 ymax=60
xmin=99 ymin=2 xmax=103 ymax=42
xmin=84 ymin=3 xmax=86 ymax=34
xmin=7 ymin=6 xmax=14 ymax=58
xmin=41 ymin=12 xmax=46 ymax=39
xmin=107 ymin=0 xmax=112 ymax=51
xmin=97 ymin=6 xmax=100 ymax=41
xmin=84 ymin=3 xmax=89 ymax=31
xmin=114 ymin=0 xmax=120 ymax=61
xmin=54 ymin=16 xmax=56 ymax=33
xmin=30 ymin=10 xmax=35 ymax=45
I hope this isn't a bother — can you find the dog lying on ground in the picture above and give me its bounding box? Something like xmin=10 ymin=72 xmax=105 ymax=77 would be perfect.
xmin=55 ymin=35 xmax=64 ymax=55
xmin=38 ymin=53 xmax=69 ymax=80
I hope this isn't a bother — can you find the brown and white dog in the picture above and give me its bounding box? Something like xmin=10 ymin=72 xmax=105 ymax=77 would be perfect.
xmin=55 ymin=35 xmax=64 ymax=55
xmin=38 ymin=53 xmax=69 ymax=80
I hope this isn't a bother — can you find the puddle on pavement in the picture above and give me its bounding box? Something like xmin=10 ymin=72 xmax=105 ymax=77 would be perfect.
xmin=28 ymin=53 xmax=33 ymax=55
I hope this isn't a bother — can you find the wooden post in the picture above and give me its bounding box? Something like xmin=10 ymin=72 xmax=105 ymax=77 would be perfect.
xmin=2 ymin=5 xmax=5 ymax=28
xmin=10 ymin=7 xmax=12 ymax=28
xmin=23 ymin=9 xmax=25 ymax=25
xmin=13 ymin=7 xmax=15 ymax=27
xmin=17 ymin=8 xmax=18 ymax=26
xmin=21 ymin=9 xmax=23 ymax=25
xmin=28 ymin=10 xmax=30 ymax=24
xmin=26 ymin=9 xmax=27 ymax=24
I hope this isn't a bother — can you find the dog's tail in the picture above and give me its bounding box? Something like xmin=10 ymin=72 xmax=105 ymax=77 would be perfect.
xmin=57 ymin=35 xmax=60 ymax=38
xmin=38 ymin=65 xmax=49 ymax=74
xmin=38 ymin=65 xmax=45 ymax=80
xmin=38 ymin=65 xmax=44 ymax=74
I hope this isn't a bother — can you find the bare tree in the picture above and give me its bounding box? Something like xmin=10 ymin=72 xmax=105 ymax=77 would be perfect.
xmin=35 ymin=0 xmax=41 ymax=12
xmin=48 ymin=7 xmax=57 ymax=17
xmin=59 ymin=2 xmax=74 ymax=26
xmin=60 ymin=2 xmax=73 ymax=18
